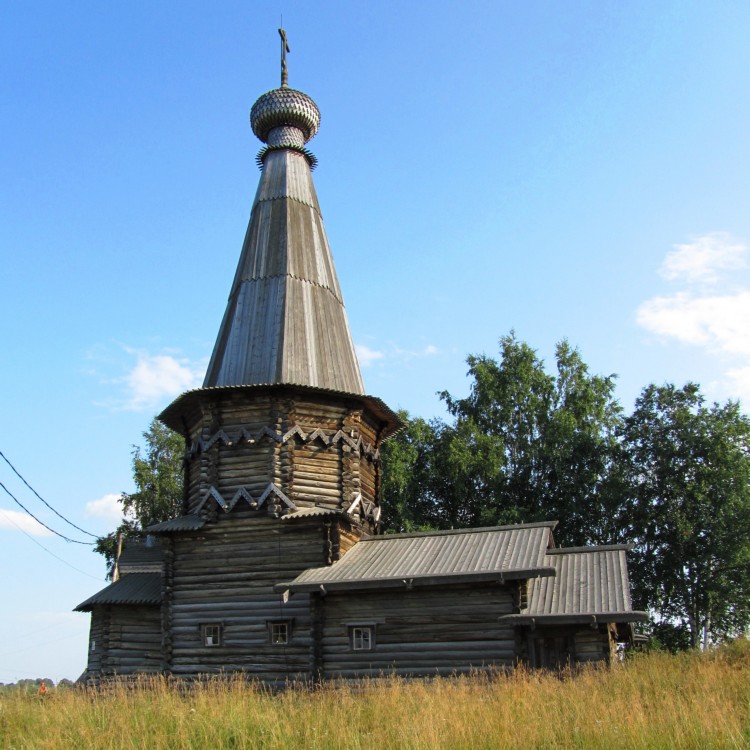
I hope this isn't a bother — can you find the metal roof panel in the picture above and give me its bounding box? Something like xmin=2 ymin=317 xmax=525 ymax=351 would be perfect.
xmin=523 ymin=546 xmax=639 ymax=618
xmin=74 ymin=573 xmax=163 ymax=612
xmin=281 ymin=523 xmax=555 ymax=592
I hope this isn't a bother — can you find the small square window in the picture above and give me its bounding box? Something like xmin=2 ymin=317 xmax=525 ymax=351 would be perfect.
xmin=269 ymin=621 xmax=290 ymax=645
xmin=90 ymin=640 xmax=96 ymax=653
xmin=202 ymin=623 xmax=222 ymax=647
xmin=350 ymin=625 xmax=374 ymax=651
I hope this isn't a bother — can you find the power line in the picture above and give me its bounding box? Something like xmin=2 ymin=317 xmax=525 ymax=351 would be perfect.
xmin=0 ymin=449 xmax=98 ymax=538
xmin=0 ymin=480 xmax=95 ymax=545
xmin=0 ymin=508 xmax=101 ymax=580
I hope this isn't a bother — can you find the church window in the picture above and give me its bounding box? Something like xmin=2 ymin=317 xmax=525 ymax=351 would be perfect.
xmin=202 ymin=623 xmax=223 ymax=647
xmin=350 ymin=625 xmax=374 ymax=651
xmin=268 ymin=621 xmax=291 ymax=645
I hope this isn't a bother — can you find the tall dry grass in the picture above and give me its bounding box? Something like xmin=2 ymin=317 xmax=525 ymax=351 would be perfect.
xmin=1 ymin=646 xmax=749 ymax=749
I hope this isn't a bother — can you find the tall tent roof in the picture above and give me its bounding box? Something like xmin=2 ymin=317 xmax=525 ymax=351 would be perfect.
xmin=203 ymin=78 xmax=365 ymax=395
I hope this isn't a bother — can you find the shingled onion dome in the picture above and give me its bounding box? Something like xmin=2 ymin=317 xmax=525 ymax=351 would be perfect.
xmin=251 ymin=87 xmax=320 ymax=169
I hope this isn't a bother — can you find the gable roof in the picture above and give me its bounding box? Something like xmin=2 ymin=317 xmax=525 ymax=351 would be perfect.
xmin=505 ymin=546 xmax=648 ymax=624
xmin=277 ymin=522 xmax=557 ymax=594
xmin=74 ymin=572 xmax=162 ymax=612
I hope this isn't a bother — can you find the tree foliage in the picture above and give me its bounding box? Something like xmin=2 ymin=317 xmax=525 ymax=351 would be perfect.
xmin=382 ymin=334 xmax=622 ymax=546
xmin=618 ymin=383 xmax=750 ymax=648
xmin=95 ymin=419 xmax=184 ymax=576
xmin=380 ymin=413 xmax=440 ymax=532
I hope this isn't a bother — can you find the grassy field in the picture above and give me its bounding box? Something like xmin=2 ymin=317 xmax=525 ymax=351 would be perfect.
xmin=1 ymin=645 xmax=749 ymax=749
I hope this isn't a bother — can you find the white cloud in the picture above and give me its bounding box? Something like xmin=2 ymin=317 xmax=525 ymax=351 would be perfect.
xmin=659 ymin=232 xmax=747 ymax=285
xmin=356 ymin=344 xmax=385 ymax=368
xmin=0 ymin=508 xmax=54 ymax=537
xmin=356 ymin=342 xmax=439 ymax=368
xmin=637 ymin=232 xmax=750 ymax=404
xmin=113 ymin=348 xmax=205 ymax=411
xmin=84 ymin=493 xmax=124 ymax=523
xmin=636 ymin=290 xmax=750 ymax=356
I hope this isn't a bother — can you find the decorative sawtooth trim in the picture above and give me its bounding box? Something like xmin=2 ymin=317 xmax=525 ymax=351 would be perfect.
xmin=345 ymin=494 xmax=362 ymax=515
xmin=257 ymin=194 xmax=318 ymax=211
xmin=196 ymin=483 xmax=298 ymax=516
xmin=227 ymin=487 xmax=255 ymax=512
xmin=261 ymin=425 xmax=283 ymax=443
xmin=283 ymin=424 xmax=308 ymax=443
xmin=331 ymin=430 xmax=360 ymax=450
xmin=256 ymin=144 xmax=318 ymax=170
xmin=257 ymin=483 xmax=296 ymax=512
xmin=344 ymin=493 xmax=380 ymax=524
xmin=188 ymin=426 xmax=380 ymax=461
xmin=306 ymin=428 xmax=331 ymax=446
xmin=205 ymin=429 xmax=231 ymax=450
xmin=206 ymin=486 xmax=228 ymax=512
xmin=237 ymin=427 xmax=256 ymax=444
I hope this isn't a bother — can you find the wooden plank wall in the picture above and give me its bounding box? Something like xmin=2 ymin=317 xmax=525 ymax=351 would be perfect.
xmin=320 ymin=583 xmax=518 ymax=679
xmin=168 ymin=511 xmax=329 ymax=680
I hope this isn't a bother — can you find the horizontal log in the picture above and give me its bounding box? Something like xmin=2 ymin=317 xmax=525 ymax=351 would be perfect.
xmin=324 ymin=642 xmax=516 ymax=657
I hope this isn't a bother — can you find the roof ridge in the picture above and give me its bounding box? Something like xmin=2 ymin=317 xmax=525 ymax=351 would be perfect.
xmin=364 ymin=521 xmax=558 ymax=542
xmin=547 ymin=544 xmax=633 ymax=555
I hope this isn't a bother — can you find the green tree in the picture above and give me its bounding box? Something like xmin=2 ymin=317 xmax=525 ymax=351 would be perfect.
xmin=95 ymin=418 xmax=184 ymax=576
xmin=437 ymin=334 xmax=622 ymax=544
xmin=379 ymin=412 xmax=440 ymax=532
xmin=380 ymin=333 xmax=623 ymax=544
xmin=619 ymin=383 xmax=750 ymax=649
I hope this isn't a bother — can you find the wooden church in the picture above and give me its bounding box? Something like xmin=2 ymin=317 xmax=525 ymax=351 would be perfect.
xmin=76 ymin=35 xmax=646 ymax=681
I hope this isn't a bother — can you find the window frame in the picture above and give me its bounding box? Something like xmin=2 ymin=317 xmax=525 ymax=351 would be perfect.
xmin=201 ymin=622 xmax=223 ymax=647
xmin=349 ymin=624 xmax=375 ymax=651
xmin=267 ymin=619 xmax=293 ymax=645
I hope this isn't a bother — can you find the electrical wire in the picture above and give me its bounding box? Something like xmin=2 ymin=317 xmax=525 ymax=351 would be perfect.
xmin=0 ymin=508 xmax=101 ymax=580
xmin=0 ymin=449 xmax=98 ymax=538
xmin=0 ymin=480 xmax=95 ymax=545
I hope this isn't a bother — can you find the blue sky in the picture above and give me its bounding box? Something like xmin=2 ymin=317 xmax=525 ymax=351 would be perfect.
xmin=2 ymin=1 xmax=750 ymax=681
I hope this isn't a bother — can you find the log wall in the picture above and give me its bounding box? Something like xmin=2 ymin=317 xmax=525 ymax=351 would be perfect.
xmin=101 ymin=605 xmax=162 ymax=675
xmin=526 ymin=624 xmax=613 ymax=668
xmin=574 ymin=627 xmax=612 ymax=664
xmin=319 ymin=583 xmax=518 ymax=679
xmin=168 ymin=510 xmax=331 ymax=680
xmin=85 ymin=607 xmax=105 ymax=675
xmin=181 ymin=390 xmax=382 ymax=529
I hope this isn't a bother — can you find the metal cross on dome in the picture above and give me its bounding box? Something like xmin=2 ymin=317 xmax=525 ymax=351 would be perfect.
xmin=279 ymin=27 xmax=290 ymax=87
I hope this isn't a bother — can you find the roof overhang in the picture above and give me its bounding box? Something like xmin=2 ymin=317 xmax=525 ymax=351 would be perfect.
xmin=276 ymin=566 xmax=556 ymax=595
xmin=501 ymin=611 xmax=650 ymax=626
xmin=146 ymin=514 xmax=206 ymax=534
xmin=74 ymin=572 xmax=163 ymax=612
xmin=159 ymin=383 xmax=403 ymax=439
